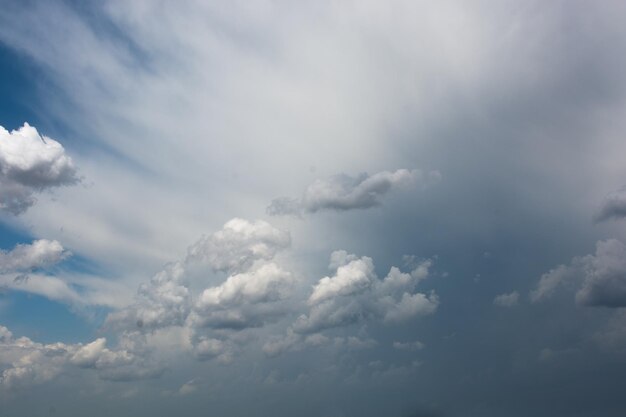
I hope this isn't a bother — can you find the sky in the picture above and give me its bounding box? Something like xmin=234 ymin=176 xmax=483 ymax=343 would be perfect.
xmin=1 ymin=1 xmax=626 ymax=416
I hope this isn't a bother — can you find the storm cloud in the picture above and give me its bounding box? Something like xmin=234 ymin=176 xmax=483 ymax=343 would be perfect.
xmin=1 ymin=1 xmax=626 ymax=416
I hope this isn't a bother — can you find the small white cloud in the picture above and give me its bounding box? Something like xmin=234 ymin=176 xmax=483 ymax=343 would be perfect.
xmin=493 ymin=291 xmax=520 ymax=307
xmin=0 ymin=123 xmax=79 ymax=215
xmin=0 ymin=239 xmax=69 ymax=273
xmin=308 ymin=255 xmax=376 ymax=305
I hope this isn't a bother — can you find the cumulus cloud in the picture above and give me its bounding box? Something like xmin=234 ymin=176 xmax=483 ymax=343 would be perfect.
xmin=193 ymin=337 xmax=235 ymax=363
xmin=0 ymin=239 xmax=69 ymax=273
xmin=0 ymin=123 xmax=79 ymax=215
xmin=0 ymin=325 xmax=158 ymax=389
xmin=293 ymin=252 xmax=438 ymax=334
xmin=190 ymin=262 xmax=294 ymax=329
xmin=0 ymin=240 xmax=96 ymax=306
xmin=106 ymin=261 xmax=190 ymax=331
xmin=107 ymin=218 xmax=293 ymax=335
xmin=576 ymin=240 xmax=626 ymax=307
xmin=106 ymin=220 xmax=439 ymax=365
xmin=530 ymin=264 xmax=577 ymax=303
xmin=185 ymin=218 xmax=291 ymax=273
xmin=531 ymin=239 xmax=626 ymax=307
xmin=595 ymin=188 xmax=626 ymax=222
xmin=493 ymin=291 xmax=520 ymax=307
xmin=267 ymin=169 xmax=440 ymax=216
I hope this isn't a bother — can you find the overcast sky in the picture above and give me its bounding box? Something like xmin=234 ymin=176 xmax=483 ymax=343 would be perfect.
xmin=2 ymin=1 xmax=626 ymax=416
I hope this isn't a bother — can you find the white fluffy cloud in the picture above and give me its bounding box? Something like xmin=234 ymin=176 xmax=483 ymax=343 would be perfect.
xmin=293 ymin=252 xmax=438 ymax=334
xmin=185 ymin=218 xmax=291 ymax=273
xmin=104 ymin=220 xmax=440 ymax=366
xmin=106 ymin=261 xmax=191 ymax=331
xmin=0 ymin=239 xmax=69 ymax=273
xmin=190 ymin=263 xmax=294 ymax=330
xmin=0 ymin=325 xmax=158 ymax=389
xmin=106 ymin=218 xmax=293 ymax=334
xmin=531 ymin=239 xmax=626 ymax=307
xmin=0 ymin=123 xmax=78 ymax=215
xmin=267 ymin=169 xmax=440 ymax=216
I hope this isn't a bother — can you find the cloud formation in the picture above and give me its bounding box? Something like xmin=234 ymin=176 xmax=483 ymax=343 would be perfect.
xmin=595 ymin=188 xmax=626 ymax=222
xmin=104 ymin=219 xmax=439 ymax=368
xmin=0 ymin=123 xmax=79 ymax=215
xmin=493 ymin=291 xmax=520 ymax=307
xmin=267 ymin=169 xmax=440 ymax=216
xmin=185 ymin=218 xmax=291 ymax=274
xmin=293 ymin=252 xmax=437 ymax=334
xmin=576 ymin=239 xmax=626 ymax=307
xmin=0 ymin=325 xmax=159 ymax=390
xmin=531 ymin=239 xmax=626 ymax=307
xmin=0 ymin=239 xmax=69 ymax=273
xmin=190 ymin=262 xmax=294 ymax=330
xmin=106 ymin=218 xmax=293 ymax=333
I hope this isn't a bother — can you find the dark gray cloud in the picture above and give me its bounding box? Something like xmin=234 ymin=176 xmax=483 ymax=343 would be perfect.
xmin=532 ymin=239 xmax=626 ymax=308
xmin=267 ymin=169 xmax=440 ymax=216
xmin=595 ymin=188 xmax=626 ymax=222
xmin=0 ymin=123 xmax=79 ymax=215
xmin=577 ymin=239 xmax=626 ymax=307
